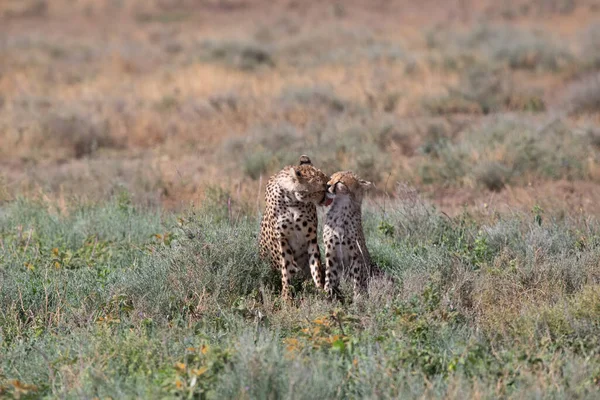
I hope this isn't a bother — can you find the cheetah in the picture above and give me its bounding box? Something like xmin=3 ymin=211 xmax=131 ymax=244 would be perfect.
xmin=323 ymin=170 xmax=379 ymax=300
xmin=259 ymin=155 xmax=333 ymax=300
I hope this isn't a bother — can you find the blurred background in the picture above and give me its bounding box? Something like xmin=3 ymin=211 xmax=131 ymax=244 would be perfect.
xmin=1 ymin=0 xmax=600 ymax=214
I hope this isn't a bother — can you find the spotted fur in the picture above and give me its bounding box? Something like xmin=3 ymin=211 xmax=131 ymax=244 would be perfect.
xmin=323 ymin=171 xmax=378 ymax=300
xmin=259 ymin=156 xmax=331 ymax=300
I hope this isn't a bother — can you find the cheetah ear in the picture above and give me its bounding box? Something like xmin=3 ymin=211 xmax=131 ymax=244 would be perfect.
xmin=359 ymin=180 xmax=374 ymax=190
xmin=289 ymin=167 xmax=301 ymax=181
xmin=299 ymin=155 xmax=312 ymax=165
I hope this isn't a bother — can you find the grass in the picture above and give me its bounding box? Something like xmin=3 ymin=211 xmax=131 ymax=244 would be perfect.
xmin=200 ymin=40 xmax=275 ymax=71
xmin=2 ymin=3 xmax=600 ymax=397
xmin=563 ymin=72 xmax=600 ymax=114
xmin=416 ymin=116 xmax=594 ymax=188
xmin=223 ymin=112 xmax=397 ymax=184
xmin=1 ymin=2 xmax=600 ymax=207
xmin=461 ymin=25 xmax=573 ymax=72
xmin=423 ymin=63 xmax=546 ymax=115
xmin=581 ymin=22 xmax=600 ymax=69
xmin=1 ymin=194 xmax=599 ymax=398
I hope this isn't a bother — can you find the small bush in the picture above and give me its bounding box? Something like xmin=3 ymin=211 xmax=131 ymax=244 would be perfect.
xmin=464 ymin=25 xmax=572 ymax=71
xmin=422 ymin=95 xmax=481 ymax=115
xmin=223 ymin=123 xmax=303 ymax=180
xmin=277 ymin=26 xmax=406 ymax=67
xmin=2 ymin=0 xmax=47 ymax=19
xmin=417 ymin=117 xmax=592 ymax=188
xmin=201 ymin=39 xmax=274 ymax=71
xmin=39 ymin=111 xmax=118 ymax=159
xmin=488 ymin=0 xmax=576 ymax=19
xmin=424 ymin=64 xmax=546 ymax=115
xmin=223 ymin=116 xmax=396 ymax=183
xmin=475 ymin=161 xmax=510 ymax=191
xmin=586 ymin=127 xmax=600 ymax=148
xmin=563 ymin=72 xmax=600 ymax=114
xmin=279 ymin=85 xmax=347 ymax=113
xmin=243 ymin=149 xmax=274 ymax=180
xmin=455 ymin=65 xmax=513 ymax=114
xmin=580 ymin=22 xmax=600 ymax=68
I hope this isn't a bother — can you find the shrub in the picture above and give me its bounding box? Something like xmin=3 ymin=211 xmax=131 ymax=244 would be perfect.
xmin=222 ymin=116 xmax=396 ymax=184
xmin=580 ymin=22 xmax=600 ymax=68
xmin=40 ymin=111 xmax=117 ymax=158
xmin=2 ymin=0 xmax=47 ymax=19
xmin=276 ymin=26 xmax=407 ymax=67
xmin=0 ymin=103 xmax=124 ymax=161
xmin=416 ymin=117 xmax=591 ymax=188
xmin=464 ymin=25 xmax=573 ymax=71
xmin=563 ymin=72 xmax=600 ymax=114
xmin=279 ymin=85 xmax=347 ymax=113
xmin=422 ymin=95 xmax=481 ymax=115
xmin=453 ymin=65 xmax=513 ymax=114
xmin=200 ymin=39 xmax=275 ymax=71
xmin=424 ymin=64 xmax=546 ymax=115
xmin=475 ymin=161 xmax=510 ymax=191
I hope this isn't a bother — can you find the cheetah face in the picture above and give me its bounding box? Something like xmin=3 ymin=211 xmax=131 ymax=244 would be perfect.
xmin=279 ymin=164 xmax=332 ymax=206
xmin=327 ymin=171 xmax=373 ymax=202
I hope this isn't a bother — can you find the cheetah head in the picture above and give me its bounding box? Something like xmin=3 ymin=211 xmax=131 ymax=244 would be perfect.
xmin=327 ymin=171 xmax=374 ymax=204
xmin=279 ymin=155 xmax=333 ymax=206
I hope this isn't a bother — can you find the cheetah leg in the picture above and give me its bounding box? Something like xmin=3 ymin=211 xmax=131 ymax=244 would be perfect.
xmin=324 ymin=246 xmax=343 ymax=302
xmin=279 ymin=238 xmax=299 ymax=301
xmin=348 ymin=244 xmax=367 ymax=298
xmin=348 ymin=256 xmax=366 ymax=298
xmin=307 ymin=233 xmax=325 ymax=289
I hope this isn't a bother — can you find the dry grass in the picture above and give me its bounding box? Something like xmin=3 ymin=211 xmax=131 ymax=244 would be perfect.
xmin=0 ymin=0 xmax=599 ymax=214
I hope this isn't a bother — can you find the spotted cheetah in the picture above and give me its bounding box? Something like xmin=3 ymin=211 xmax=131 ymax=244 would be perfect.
xmin=259 ymin=155 xmax=333 ymax=300
xmin=323 ymin=170 xmax=379 ymax=300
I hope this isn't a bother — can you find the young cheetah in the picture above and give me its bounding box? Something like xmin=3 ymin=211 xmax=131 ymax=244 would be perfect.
xmin=323 ymin=171 xmax=377 ymax=300
xmin=259 ymin=155 xmax=333 ymax=300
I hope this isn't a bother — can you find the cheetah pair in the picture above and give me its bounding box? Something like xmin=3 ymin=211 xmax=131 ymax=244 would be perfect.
xmin=259 ymin=155 xmax=376 ymax=301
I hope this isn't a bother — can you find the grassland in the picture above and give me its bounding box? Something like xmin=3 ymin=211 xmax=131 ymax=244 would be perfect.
xmin=1 ymin=0 xmax=600 ymax=398
xmin=1 ymin=194 xmax=600 ymax=398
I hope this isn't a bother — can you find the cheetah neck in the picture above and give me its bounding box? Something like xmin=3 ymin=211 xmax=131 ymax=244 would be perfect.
xmin=328 ymin=195 xmax=362 ymax=218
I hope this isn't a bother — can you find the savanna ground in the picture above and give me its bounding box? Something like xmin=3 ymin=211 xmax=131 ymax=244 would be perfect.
xmin=1 ymin=0 xmax=600 ymax=398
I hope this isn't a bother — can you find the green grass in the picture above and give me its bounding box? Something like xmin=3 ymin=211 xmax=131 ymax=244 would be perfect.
xmin=1 ymin=194 xmax=599 ymax=398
